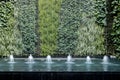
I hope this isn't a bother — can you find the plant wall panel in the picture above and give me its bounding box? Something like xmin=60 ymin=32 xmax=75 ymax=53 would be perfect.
xmin=58 ymin=0 xmax=105 ymax=56
xmin=0 ymin=1 xmax=23 ymax=57
xmin=0 ymin=0 xmax=119 ymax=57
xmin=111 ymin=0 xmax=120 ymax=57
xmin=38 ymin=0 xmax=62 ymax=56
xmin=16 ymin=0 xmax=37 ymax=54
xmin=57 ymin=0 xmax=79 ymax=55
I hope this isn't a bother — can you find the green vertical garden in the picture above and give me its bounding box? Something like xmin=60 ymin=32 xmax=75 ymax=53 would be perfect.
xmin=75 ymin=0 xmax=105 ymax=56
xmin=16 ymin=0 xmax=37 ymax=54
xmin=0 ymin=1 xmax=23 ymax=57
xmin=111 ymin=0 xmax=120 ymax=57
xmin=58 ymin=0 xmax=105 ymax=56
xmin=38 ymin=0 xmax=62 ymax=56
xmin=0 ymin=0 xmax=119 ymax=58
xmin=58 ymin=0 xmax=79 ymax=55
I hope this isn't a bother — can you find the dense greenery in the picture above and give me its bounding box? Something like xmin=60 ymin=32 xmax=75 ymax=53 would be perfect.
xmin=0 ymin=0 xmax=119 ymax=57
xmin=75 ymin=0 xmax=105 ymax=56
xmin=95 ymin=0 xmax=120 ymax=56
xmin=38 ymin=0 xmax=62 ymax=56
xmin=16 ymin=0 xmax=37 ymax=54
xmin=95 ymin=0 xmax=114 ymax=55
xmin=76 ymin=18 xmax=105 ymax=56
xmin=58 ymin=0 xmax=105 ymax=56
xmin=95 ymin=0 xmax=106 ymax=27
xmin=57 ymin=0 xmax=79 ymax=55
xmin=0 ymin=1 xmax=23 ymax=57
xmin=111 ymin=0 xmax=120 ymax=57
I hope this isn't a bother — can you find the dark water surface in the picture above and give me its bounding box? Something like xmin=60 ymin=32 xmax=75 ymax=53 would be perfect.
xmin=0 ymin=58 xmax=120 ymax=72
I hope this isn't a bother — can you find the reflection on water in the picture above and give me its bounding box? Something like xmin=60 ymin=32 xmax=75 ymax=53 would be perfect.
xmin=0 ymin=58 xmax=120 ymax=71
xmin=9 ymin=64 xmax=14 ymax=71
xmin=67 ymin=63 xmax=72 ymax=71
xmin=28 ymin=64 xmax=33 ymax=71
xmin=46 ymin=63 xmax=51 ymax=71
xmin=86 ymin=64 xmax=91 ymax=71
xmin=103 ymin=64 xmax=108 ymax=71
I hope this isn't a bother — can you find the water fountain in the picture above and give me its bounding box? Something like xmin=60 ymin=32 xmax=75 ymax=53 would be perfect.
xmin=26 ymin=54 xmax=35 ymax=63
xmin=85 ymin=56 xmax=92 ymax=64
xmin=66 ymin=54 xmax=74 ymax=63
xmin=46 ymin=55 xmax=53 ymax=63
xmin=8 ymin=54 xmax=15 ymax=63
xmin=0 ymin=55 xmax=119 ymax=71
xmin=102 ymin=55 xmax=109 ymax=64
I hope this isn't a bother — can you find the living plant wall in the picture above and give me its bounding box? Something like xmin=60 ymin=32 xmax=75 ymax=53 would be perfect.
xmin=95 ymin=0 xmax=106 ymax=27
xmin=75 ymin=0 xmax=105 ymax=56
xmin=0 ymin=0 xmax=119 ymax=57
xmin=57 ymin=0 xmax=79 ymax=55
xmin=58 ymin=0 xmax=105 ymax=56
xmin=95 ymin=0 xmax=120 ymax=56
xmin=38 ymin=0 xmax=62 ymax=56
xmin=16 ymin=0 xmax=37 ymax=55
xmin=0 ymin=1 xmax=23 ymax=57
xmin=111 ymin=0 xmax=120 ymax=57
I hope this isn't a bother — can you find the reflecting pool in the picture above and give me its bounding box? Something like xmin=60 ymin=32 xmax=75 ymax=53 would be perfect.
xmin=0 ymin=58 xmax=120 ymax=72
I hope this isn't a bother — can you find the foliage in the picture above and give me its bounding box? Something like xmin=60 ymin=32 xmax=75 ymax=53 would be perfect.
xmin=58 ymin=0 xmax=80 ymax=55
xmin=76 ymin=16 xmax=105 ymax=56
xmin=0 ymin=1 xmax=14 ymax=28
xmin=0 ymin=0 xmax=119 ymax=57
xmin=95 ymin=0 xmax=106 ymax=27
xmin=38 ymin=0 xmax=62 ymax=56
xmin=111 ymin=0 xmax=120 ymax=56
xmin=58 ymin=0 xmax=105 ymax=56
xmin=16 ymin=0 xmax=37 ymax=54
xmin=75 ymin=0 xmax=105 ymax=56
xmin=0 ymin=1 xmax=23 ymax=57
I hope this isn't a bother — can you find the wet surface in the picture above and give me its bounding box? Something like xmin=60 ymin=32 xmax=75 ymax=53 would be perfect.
xmin=0 ymin=58 xmax=120 ymax=72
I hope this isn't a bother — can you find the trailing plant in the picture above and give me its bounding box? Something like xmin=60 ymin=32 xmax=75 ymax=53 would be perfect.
xmin=0 ymin=1 xmax=23 ymax=57
xmin=38 ymin=0 xmax=62 ymax=56
xmin=16 ymin=0 xmax=37 ymax=54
